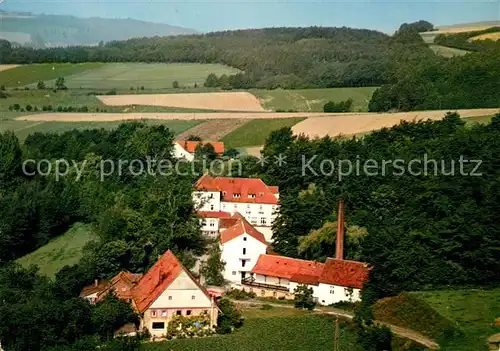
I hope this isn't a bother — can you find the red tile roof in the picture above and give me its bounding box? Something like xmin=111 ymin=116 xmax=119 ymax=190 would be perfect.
xmin=195 ymin=175 xmax=279 ymax=205
xmin=251 ymin=255 xmax=325 ymax=285
xmin=251 ymin=255 xmax=370 ymax=288
xmin=319 ymin=259 xmax=370 ymax=289
xmin=196 ymin=211 xmax=233 ymax=218
xmin=98 ymin=271 xmax=143 ymax=301
xmin=80 ymin=280 xmax=110 ymax=297
xmin=177 ymin=141 xmax=224 ymax=154
xmin=220 ymin=213 xmax=268 ymax=245
xmin=131 ymin=250 xmax=212 ymax=313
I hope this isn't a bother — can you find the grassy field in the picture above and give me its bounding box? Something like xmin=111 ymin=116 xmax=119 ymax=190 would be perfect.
xmin=41 ymin=63 xmax=241 ymax=90
xmin=429 ymin=44 xmax=469 ymax=57
xmin=0 ymin=63 xmax=105 ymax=88
xmin=471 ymin=32 xmax=500 ymax=41
xmin=252 ymin=87 xmax=377 ymax=112
xmin=140 ymin=314 xmax=360 ymax=351
xmin=416 ymin=289 xmax=500 ymax=351
xmin=17 ymin=223 xmax=97 ymax=278
xmin=464 ymin=115 xmax=494 ymax=125
xmin=221 ymin=117 xmax=305 ymax=148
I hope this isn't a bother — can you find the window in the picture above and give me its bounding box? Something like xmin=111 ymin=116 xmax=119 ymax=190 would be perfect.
xmin=242 ymin=248 xmax=246 ymax=255
xmin=260 ymin=217 xmax=266 ymax=225
xmin=233 ymin=193 xmax=241 ymax=198
xmin=209 ymin=193 xmax=214 ymax=199
xmin=242 ymin=260 xmax=246 ymax=268
xmin=243 ymin=237 xmax=247 ymax=241
xmin=191 ymin=295 xmax=196 ymax=300
xmin=161 ymin=310 xmax=167 ymax=317
xmin=210 ymin=205 xmax=214 ymax=211
xmin=234 ymin=204 xmax=237 ymax=209
xmin=152 ymin=322 xmax=165 ymax=330
xmin=151 ymin=310 xmax=157 ymax=317
xmin=168 ymin=296 xmax=172 ymax=300
xmin=186 ymin=310 xmax=192 ymax=316
xmin=203 ymin=310 xmax=208 ymax=314
xmin=248 ymin=194 xmax=256 ymax=198
xmin=222 ymin=204 xmax=226 ymax=210
xmin=273 ymin=291 xmax=277 ymax=298
xmin=201 ymin=219 xmax=207 ymax=226
xmin=259 ymin=192 xmax=264 ymax=196
xmin=259 ymin=205 xmax=263 ymax=210
xmin=261 ymin=289 xmax=266 ymax=296
xmin=330 ymin=288 xmax=335 ymax=294
xmin=246 ymin=204 xmax=250 ymax=208
xmin=209 ymin=220 xmax=215 ymax=227
xmin=176 ymin=310 xmax=182 ymax=316
xmin=222 ymin=191 xmax=227 ymax=196
xmin=232 ymin=271 xmax=237 ymax=275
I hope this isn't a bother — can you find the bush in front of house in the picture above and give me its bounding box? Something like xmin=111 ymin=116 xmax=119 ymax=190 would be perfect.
xmin=167 ymin=312 xmax=215 ymax=339
xmin=216 ymin=298 xmax=243 ymax=334
xmin=224 ymin=288 xmax=256 ymax=300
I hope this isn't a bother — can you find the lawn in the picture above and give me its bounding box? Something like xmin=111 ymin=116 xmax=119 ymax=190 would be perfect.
xmin=140 ymin=314 xmax=361 ymax=351
xmin=464 ymin=114 xmax=494 ymax=125
xmin=45 ymin=63 xmax=241 ymax=90
xmin=16 ymin=222 xmax=97 ymax=278
xmin=429 ymin=44 xmax=469 ymax=57
xmin=0 ymin=63 xmax=105 ymax=88
xmin=415 ymin=289 xmax=500 ymax=351
xmin=252 ymin=87 xmax=377 ymax=112
xmin=221 ymin=117 xmax=306 ymax=148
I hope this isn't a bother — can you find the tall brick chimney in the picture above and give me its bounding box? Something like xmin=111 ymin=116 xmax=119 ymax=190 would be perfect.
xmin=336 ymin=200 xmax=345 ymax=260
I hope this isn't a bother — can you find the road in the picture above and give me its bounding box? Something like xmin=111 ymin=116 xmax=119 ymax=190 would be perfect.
xmin=232 ymin=299 xmax=440 ymax=350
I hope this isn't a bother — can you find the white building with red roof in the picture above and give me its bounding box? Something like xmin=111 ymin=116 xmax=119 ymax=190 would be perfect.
xmin=173 ymin=141 xmax=225 ymax=162
xmin=240 ymin=200 xmax=371 ymax=305
xmin=193 ymin=174 xmax=279 ymax=242
xmin=219 ymin=213 xmax=268 ymax=283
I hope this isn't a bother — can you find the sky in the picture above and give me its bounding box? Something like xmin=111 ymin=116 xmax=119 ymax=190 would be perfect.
xmin=1 ymin=0 xmax=499 ymax=33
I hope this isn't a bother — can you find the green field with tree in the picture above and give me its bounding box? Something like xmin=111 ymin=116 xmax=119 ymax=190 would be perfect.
xmin=252 ymin=87 xmax=376 ymax=112
xmin=0 ymin=63 xmax=104 ymax=88
xmin=221 ymin=118 xmax=305 ymax=148
xmin=17 ymin=223 xmax=97 ymax=278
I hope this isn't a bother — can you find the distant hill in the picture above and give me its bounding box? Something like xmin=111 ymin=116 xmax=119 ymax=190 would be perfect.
xmin=0 ymin=10 xmax=197 ymax=47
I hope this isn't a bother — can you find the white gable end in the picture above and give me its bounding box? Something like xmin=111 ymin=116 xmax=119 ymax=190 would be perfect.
xmin=149 ymin=270 xmax=212 ymax=308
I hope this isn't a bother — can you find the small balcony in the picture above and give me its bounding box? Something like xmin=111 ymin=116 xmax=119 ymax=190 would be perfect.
xmin=241 ymin=276 xmax=289 ymax=292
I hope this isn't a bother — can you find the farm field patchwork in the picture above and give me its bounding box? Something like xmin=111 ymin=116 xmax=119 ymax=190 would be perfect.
xmin=470 ymin=32 xmax=500 ymax=41
xmin=45 ymin=63 xmax=241 ymax=90
xmin=16 ymin=223 xmax=97 ymax=278
xmin=140 ymin=314 xmax=361 ymax=351
xmin=252 ymin=87 xmax=377 ymax=112
xmin=415 ymin=289 xmax=500 ymax=351
xmin=221 ymin=117 xmax=306 ymax=148
xmin=291 ymin=109 xmax=500 ymax=138
xmin=175 ymin=119 xmax=249 ymax=141
xmin=0 ymin=63 xmax=105 ymax=87
xmin=98 ymin=91 xmax=265 ymax=112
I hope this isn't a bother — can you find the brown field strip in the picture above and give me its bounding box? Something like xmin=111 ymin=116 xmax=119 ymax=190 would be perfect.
xmin=16 ymin=112 xmax=332 ymax=122
xmin=292 ymin=109 xmax=500 ymax=138
xmin=97 ymin=92 xmax=266 ymax=112
xmin=470 ymin=32 xmax=500 ymax=41
xmin=425 ymin=25 xmax=500 ymax=34
xmin=0 ymin=64 xmax=20 ymax=72
xmin=175 ymin=119 xmax=249 ymax=141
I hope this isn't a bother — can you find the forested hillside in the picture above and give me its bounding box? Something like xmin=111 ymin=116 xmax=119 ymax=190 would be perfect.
xmin=0 ymin=27 xmax=432 ymax=89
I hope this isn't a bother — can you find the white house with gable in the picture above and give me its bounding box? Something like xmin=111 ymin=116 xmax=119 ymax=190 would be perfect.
xmin=219 ymin=213 xmax=268 ymax=283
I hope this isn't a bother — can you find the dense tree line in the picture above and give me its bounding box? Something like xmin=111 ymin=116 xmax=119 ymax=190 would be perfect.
xmin=257 ymin=113 xmax=500 ymax=298
xmin=368 ymin=46 xmax=500 ymax=111
xmin=0 ymin=26 xmax=432 ymax=89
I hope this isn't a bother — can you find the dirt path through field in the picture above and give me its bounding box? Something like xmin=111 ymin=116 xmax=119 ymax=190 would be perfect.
xmin=232 ymin=299 xmax=439 ymax=350
xmin=0 ymin=64 xmax=20 ymax=71
xmin=175 ymin=119 xmax=249 ymax=141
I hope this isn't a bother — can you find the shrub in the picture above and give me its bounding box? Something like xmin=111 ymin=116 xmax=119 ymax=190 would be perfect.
xmin=37 ymin=81 xmax=46 ymax=90
xmin=0 ymin=85 xmax=5 ymax=90
xmin=0 ymin=91 xmax=8 ymax=99
xmin=172 ymin=80 xmax=180 ymax=89
xmin=78 ymin=106 xmax=89 ymax=112
xmin=25 ymin=104 xmax=33 ymax=111
xmin=323 ymin=98 xmax=353 ymax=112
xmin=47 ymin=105 xmax=53 ymax=111
xmin=105 ymin=89 xmax=117 ymax=95
xmin=33 ymin=106 xmax=38 ymax=112
xmin=129 ymin=86 xmax=134 ymax=91
xmin=294 ymin=284 xmax=316 ymax=310
xmin=56 ymin=106 xmax=63 ymax=112
xmin=216 ymin=298 xmax=243 ymax=334
xmin=140 ymin=86 xmax=144 ymax=90
xmin=24 ymin=86 xmax=30 ymax=91
xmin=12 ymin=103 xmax=21 ymax=111
xmin=261 ymin=304 xmax=273 ymax=310
xmin=225 ymin=289 xmax=255 ymax=300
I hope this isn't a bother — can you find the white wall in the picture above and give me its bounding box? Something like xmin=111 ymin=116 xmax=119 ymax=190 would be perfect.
xmin=150 ymin=270 xmax=213 ymax=309
xmin=199 ymin=217 xmax=220 ymax=236
xmin=316 ymin=283 xmax=361 ymax=306
xmin=172 ymin=143 xmax=194 ymax=162
xmin=289 ymin=281 xmax=320 ymax=300
xmin=192 ymin=191 xmax=221 ymax=212
xmin=253 ymin=274 xmax=290 ymax=288
xmin=221 ymin=234 xmax=267 ymax=284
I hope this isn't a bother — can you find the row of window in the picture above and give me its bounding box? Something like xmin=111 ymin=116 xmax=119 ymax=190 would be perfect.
xmin=151 ymin=308 xmax=204 ymax=319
